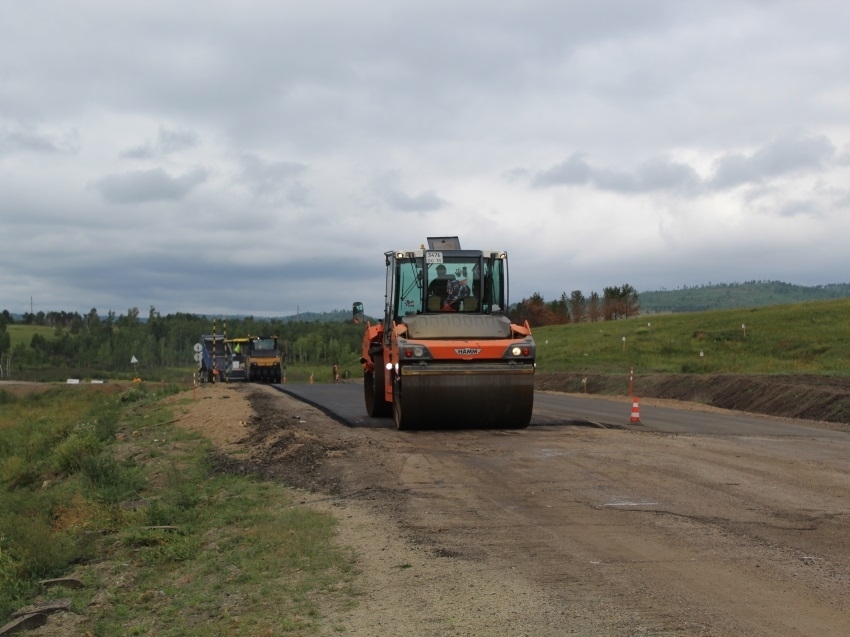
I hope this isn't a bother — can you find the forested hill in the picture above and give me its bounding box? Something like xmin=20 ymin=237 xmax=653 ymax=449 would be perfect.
xmin=638 ymin=281 xmax=850 ymax=313
xmin=8 ymin=309 xmax=355 ymax=324
xmin=278 ymin=309 xmax=352 ymax=323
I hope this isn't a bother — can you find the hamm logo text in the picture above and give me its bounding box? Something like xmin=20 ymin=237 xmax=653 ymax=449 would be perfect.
xmin=454 ymin=348 xmax=481 ymax=355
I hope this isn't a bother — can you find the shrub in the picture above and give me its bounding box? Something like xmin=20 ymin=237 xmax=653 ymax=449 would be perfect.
xmin=52 ymin=432 xmax=103 ymax=474
xmin=0 ymin=514 xmax=77 ymax=579
xmin=81 ymin=453 xmax=146 ymax=503
xmin=0 ymin=538 xmax=29 ymax=620
xmin=0 ymin=456 xmax=26 ymax=485
xmin=120 ymin=387 xmax=148 ymax=403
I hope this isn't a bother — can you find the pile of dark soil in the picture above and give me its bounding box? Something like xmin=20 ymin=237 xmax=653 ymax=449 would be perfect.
xmin=535 ymin=372 xmax=850 ymax=425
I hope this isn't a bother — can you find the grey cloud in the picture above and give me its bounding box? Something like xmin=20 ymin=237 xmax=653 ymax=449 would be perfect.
xmin=709 ymin=135 xmax=835 ymax=189
xmin=120 ymin=146 xmax=155 ymax=160
xmin=533 ymin=135 xmax=836 ymax=196
xmin=631 ymin=158 xmax=701 ymax=194
xmin=158 ymin=128 xmax=198 ymax=153
xmin=501 ymin=167 xmax=530 ymax=182
xmin=4 ymin=2 xmax=850 ymax=317
xmin=35 ymin=250 xmax=380 ymax=317
xmin=120 ymin=127 xmax=199 ymax=159
xmin=384 ymin=188 xmax=447 ymax=213
xmin=91 ymin=167 xmax=208 ymax=204
xmin=533 ymin=153 xmax=700 ymax=194
xmin=775 ymin=199 xmax=819 ymax=218
xmin=532 ymin=153 xmax=592 ymax=187
xmin=0 ymin=126 xmax=77 ymax=156
xmin=238 ymin=154 xmax=310 ymax=204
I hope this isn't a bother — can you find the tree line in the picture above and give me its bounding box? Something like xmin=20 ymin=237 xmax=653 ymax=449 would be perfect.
xmin=507 ymin=284 xmax=640 ymax=327
xmin=0 ymin=285 xmax=640 ymax=376
xmin=0 ymin=307 xmax=365 ymax=377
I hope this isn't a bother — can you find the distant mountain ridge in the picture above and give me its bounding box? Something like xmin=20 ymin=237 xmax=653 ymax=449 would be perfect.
xmin=202 ymin=309 xmax=356 ymax=323
xmin=638 ymin=281 xmax=850 ymax=313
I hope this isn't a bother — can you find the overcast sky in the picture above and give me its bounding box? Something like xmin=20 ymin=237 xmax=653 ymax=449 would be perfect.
xmin=2 ymin=1 xmax=849 ymax=318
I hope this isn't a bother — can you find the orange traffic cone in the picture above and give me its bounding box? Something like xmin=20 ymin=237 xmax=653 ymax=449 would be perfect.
xmin=309 ymin=373 xmax=313 ymax=384
xmin=630 ymin=396 xmax=641 ymax=424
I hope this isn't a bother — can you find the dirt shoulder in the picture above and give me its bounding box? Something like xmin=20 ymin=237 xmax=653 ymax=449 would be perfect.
xmin=162 ymin=380 xmax=850 ymax=636
xmin=168 ymin=384 xmax=543 ymax=636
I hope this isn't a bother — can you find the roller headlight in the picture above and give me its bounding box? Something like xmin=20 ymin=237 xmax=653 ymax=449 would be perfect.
xmin=505 ymin=342 xmax=534 ymax=358
xmin=400 ymin=344 xmax=432 ymax=360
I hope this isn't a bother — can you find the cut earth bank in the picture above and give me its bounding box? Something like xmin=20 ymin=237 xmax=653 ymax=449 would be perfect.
xmin=536 ymin=372 xmax=850 ymax=428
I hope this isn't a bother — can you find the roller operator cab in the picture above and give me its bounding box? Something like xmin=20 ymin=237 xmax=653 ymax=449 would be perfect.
xmin=358 ymin=236 xmax=535 ymax=430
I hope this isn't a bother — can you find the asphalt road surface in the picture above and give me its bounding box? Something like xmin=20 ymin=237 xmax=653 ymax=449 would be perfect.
xmin=275 ymin=380 xmax=847 ymax=438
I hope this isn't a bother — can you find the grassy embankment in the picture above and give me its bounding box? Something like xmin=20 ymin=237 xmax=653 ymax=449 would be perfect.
xmin=534 ymin=298 xmax=850 ymax=377
xmin=0 ymin=384 xmax=357 ymax=635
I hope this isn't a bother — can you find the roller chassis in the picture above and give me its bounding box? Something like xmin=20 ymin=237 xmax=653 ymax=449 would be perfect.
xmin=359 ymin=239 xmax=535 ymax=430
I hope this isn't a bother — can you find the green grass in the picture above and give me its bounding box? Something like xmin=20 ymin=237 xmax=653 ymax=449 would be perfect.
xmin=6 ymin=324 xmax=56 ymax=349
xmin=1 ymin=385 xmax=358 ymax=633
xmin=637 ymin=281 xmax=850 ymax=313
xmin=534 ymin=298 xmax=850 ymax=376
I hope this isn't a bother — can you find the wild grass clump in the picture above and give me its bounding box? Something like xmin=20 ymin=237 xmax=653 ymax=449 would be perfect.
xmin=2 ymin=384 xmax=358 ymax=633
xmin=0 ymin=513 xmax=81 ymax=579
xmin=0 ymin=546 xmax=27 ymax=606
xmin=80 ymin=453 xmax=146 ymax=503
xmin=119 ymin=386 xmax=148 ymax=403
xmin=0 ymin=385 xmax=168 ymax=618
xmin=52 ymin=429 xmax=104 ymax=474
